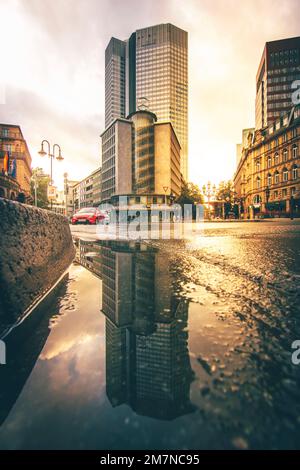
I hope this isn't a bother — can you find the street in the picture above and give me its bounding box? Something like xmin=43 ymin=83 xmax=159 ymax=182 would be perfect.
xmin=0 ymin=220 xmax=300 ymax=449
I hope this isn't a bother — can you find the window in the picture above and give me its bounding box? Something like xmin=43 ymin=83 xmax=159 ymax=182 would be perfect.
xmin=267 ymin=156 xmax=272 ymax=168
xmin=283 ymin=168 xmax=289 ymax=182
xmin=291 ymin=187 xmax=296 ymax=196
xmin=292 ymin=165 xmax=298 ymax=180
xmin=274 ymin=153 xmax=280 ymax=165
xmin=283 ymin=149 xmax=288 ymax=162
xmin=282 ymin=189 xmax=288 ymax=198
xmin=274 ymin=191 xmax=278 ymax=199
xmin=274 ymin=171 xmax=280 ymax=184
xmin=2 ymin=128 xmax=9 ymax=137
xmin=3 ymin=143 xmax=13 ymax=153
xmin=292 ymin=145 xmax=298 ymax=159
xmin=256 ymin=161 xmax=261 ymax=172
xmin=267 ymin=174 xmax=272 ymax=186
xmin=256 ymin=176 xmax=261 ymax=189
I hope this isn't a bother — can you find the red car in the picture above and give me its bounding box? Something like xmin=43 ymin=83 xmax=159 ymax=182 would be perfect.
xmin=71 ymin=207 xmax=105 ymax=225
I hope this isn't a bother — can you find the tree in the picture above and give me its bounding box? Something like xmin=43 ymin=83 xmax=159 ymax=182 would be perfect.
xmin=176 ymin=181 xmax=204 ymax=206
xmin=216 ymin=180 xmax=235 ymax=203
xmin=30 ymin=168 xmax=50 ymax=209
xmin=175 ymin=181 xmax=204 ymax=219
xmin=215 ymin=180 xmax=241 ymax=219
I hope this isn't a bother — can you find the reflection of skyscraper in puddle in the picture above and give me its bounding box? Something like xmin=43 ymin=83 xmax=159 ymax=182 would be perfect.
xmin=101 ymin=241 xmax=195 ymax=420
xmin=74 ymin=238 xmax=102 ymax=278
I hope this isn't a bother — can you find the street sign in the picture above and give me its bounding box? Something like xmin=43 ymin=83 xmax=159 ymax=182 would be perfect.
xmin=47 ymin=185 xmax=57 ymax=200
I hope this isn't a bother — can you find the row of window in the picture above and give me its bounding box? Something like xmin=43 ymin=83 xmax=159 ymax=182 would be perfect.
xmin=268 ymin=66 xmax=300 ymax=76
xmin=266 ymin=146 xmax=298 ymax=167
xmin=255 ymin=145 xmax=298 ymax=170
xmin=256 ymin=165 xmax=298 ymax=188
xmin=253 ymin=186 xmax=298 ymax=204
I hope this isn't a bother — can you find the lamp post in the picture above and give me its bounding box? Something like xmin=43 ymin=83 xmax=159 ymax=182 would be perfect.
xmin=64 ymin=172 xmax=69 ymax=217
xmin=290 ymin=195 xmax=294 ymax=220
xmin=202 ymin=182 xmax=216 ymax=219
xmin=265 ymin=186 xmax=270 ymax=218
xmin=38 ymin=140 xmax=63 ymax=209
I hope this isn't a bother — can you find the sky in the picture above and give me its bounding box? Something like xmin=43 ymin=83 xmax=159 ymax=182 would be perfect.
xmin=0 ymin=0 xmax=300 ymax=190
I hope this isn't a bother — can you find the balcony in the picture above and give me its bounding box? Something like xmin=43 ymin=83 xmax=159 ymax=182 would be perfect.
xmin=0 ymin=130 xmax=21 ymax=140
xmin=0 ymin=150 xmax=26 ymax=160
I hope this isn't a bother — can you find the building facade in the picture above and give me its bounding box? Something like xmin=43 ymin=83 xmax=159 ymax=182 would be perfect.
xmin=105 ymin=38 xmax=126 ymax=128
xmin=100 ymin=241 xmax=194 ymax=419
xmin=0 ymin=124 xmax=32 ymax=199
xmin=63 ymin=175 xmax=79 ymax=218
xmin=105 ymin=23 xmax=188 ymax=180
xmin=255 ymin=36 xmax=300 ymax=129
xmin=234 ymin=105 xmax=300 ymax=219
xmin=101 ymin=110 xmax=181 ymax=205
xmin=73 ymin=167 xmax=102 ymax=211
xmin=236 ymin=128 xmax=255 ymax=165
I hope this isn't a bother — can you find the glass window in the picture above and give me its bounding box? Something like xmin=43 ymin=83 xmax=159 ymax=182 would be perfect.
xmin=267 ymin=174 xmax=272 ymax=186
xmin=292 ymin=165 xmax=298 ymax=180
xmin=257 ymin=177 xmax=261 ymax=189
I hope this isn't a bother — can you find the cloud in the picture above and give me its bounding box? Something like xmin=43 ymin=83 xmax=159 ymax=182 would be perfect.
xmin=0 ymin=0 xmax=299 ymax=187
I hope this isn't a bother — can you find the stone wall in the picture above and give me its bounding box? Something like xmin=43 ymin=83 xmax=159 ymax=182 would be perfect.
xmin=0 ymin=198 xmax=75 ymax=324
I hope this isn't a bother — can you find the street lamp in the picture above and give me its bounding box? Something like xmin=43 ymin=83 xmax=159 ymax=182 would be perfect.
xmin=202 ymin=181 xmax=216 ymax=219
xmin=64 ymin=172 xmax=69 ymax=217
xmin=38 ymin=140 xmax=63 ymax=209
xmin=265 ymin=186 xmax=270 ymax=217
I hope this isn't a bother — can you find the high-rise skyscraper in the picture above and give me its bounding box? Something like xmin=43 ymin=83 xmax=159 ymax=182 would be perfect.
xmin=105 ymin=38 xmax=126 ymax=128
xmin=101 ymin=241 xmax=195 ymax=420
xmin=255 ymin=36 xmax=300 ymax=130
xmin=105 ymin=23 xmax=188 ymax=180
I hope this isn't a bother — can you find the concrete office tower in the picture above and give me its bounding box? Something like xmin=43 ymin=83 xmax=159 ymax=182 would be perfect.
xmin=100 ymin=110 xmax=181 ymax=204
xmin=255 ymin=36 xmax=300 ymax=130
xmin=105 ymin=23 xmax=188 ymax=180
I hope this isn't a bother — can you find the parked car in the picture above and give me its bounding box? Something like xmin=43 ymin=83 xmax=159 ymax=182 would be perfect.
xmin=71 ymin=207 xmax=106 ymax=225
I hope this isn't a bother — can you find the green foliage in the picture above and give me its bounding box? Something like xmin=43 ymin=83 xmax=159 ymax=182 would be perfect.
xmin=216 ymin=180 xmax=235 ymax=202
xmin=30 ymin=168 xmax=50 ymax=209
xmin=176 ymin=181 xmax=204 ymax=206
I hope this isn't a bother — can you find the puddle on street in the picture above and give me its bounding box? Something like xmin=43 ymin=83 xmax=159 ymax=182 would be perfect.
xmin=0 ymin=228 xmax=300 ymax=450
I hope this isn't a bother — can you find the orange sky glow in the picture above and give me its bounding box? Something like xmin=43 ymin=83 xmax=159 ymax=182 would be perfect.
xmin=0 ymin=0 xmax=299 ymax=190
